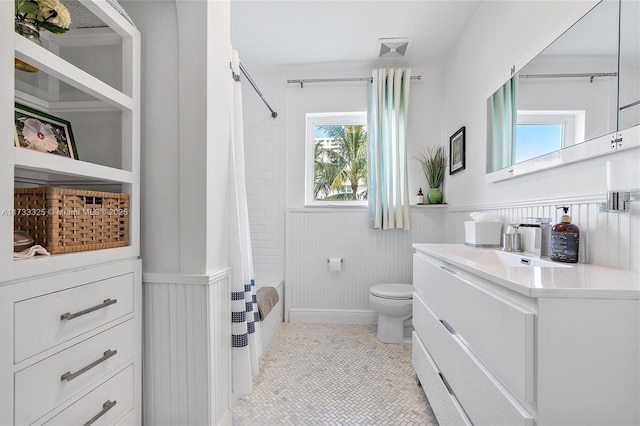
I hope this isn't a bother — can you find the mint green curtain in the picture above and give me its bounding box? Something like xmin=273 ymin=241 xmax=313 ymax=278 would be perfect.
xmin=368 ymin=68 xmax=411 ymax=230
xmin=487 ymin=77 xmax=517 ymax=172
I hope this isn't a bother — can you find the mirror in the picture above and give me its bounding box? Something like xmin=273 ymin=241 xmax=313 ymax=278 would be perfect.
xmin=619 ymin=0 xmax=640 ymax=131
xmin=487 ymin=0 xmax=639 ymax=175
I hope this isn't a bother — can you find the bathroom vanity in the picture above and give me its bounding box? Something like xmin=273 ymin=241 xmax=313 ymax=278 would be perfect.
xmin=412 ymin=243 xmax=639 ymax=426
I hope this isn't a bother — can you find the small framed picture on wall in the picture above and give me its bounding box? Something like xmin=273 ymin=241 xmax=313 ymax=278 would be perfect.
xmin=449 ymin=126 xmax=465 ymax=175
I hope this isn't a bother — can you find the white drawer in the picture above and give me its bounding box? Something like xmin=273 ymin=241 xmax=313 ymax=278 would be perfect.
xmin=15 ymin=273 xmax=134 ymax=363
xmin=44 ymin=365 xmax=134 ymax=426
xmin=413 ymin=253 xmax=534 ymax=403
xmin=15 ymin=320 xmax=134 ymax=426
xmin=412 ymin=332 xmax=470 ymax=426
xmin=413 ymin=294 xmax=534 ymax=426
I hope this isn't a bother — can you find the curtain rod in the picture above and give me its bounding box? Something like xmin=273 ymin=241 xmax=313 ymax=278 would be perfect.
xmin=232 ymin=62 xmax=278 ymax=118
xmin=519 ymin=72 xmax=617 ymax=83
xmin=287 ymin=75 xmax=422 ymax=88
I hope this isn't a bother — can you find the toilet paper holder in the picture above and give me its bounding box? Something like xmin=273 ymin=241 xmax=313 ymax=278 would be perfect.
xmin=326 ymin=258 xmax=343 ymax=263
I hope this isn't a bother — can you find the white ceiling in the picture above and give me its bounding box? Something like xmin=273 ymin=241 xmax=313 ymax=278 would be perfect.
xmin=230 ymin=1 xmax=482 ymax=68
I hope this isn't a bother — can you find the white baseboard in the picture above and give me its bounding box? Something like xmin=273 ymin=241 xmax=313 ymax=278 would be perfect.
xmin=289 ymin=308 xmax=377 ymax=325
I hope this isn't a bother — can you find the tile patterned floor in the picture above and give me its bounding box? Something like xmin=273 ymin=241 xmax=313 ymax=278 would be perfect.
xmin=232 ymin=323 xmax=438 ymax=425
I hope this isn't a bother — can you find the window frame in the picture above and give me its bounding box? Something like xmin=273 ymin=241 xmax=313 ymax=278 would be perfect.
xmin=305 ymin=112 xmax=368 ymax=207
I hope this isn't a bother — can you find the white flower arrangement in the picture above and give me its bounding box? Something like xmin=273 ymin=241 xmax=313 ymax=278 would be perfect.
xmin=15 ymin=0 xmax=71 ymax=34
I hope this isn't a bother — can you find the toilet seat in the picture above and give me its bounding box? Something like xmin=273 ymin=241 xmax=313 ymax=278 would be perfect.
xmin=370 ymin=283 xmax=414 ymax=300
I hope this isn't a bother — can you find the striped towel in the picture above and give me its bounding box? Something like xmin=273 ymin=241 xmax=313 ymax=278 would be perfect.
xmin=256 ymin=286 xmax=279 ymax=320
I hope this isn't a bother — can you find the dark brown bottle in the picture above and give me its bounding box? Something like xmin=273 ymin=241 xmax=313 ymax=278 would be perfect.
xmin=550 ymin=206 xmax=580 ymax=263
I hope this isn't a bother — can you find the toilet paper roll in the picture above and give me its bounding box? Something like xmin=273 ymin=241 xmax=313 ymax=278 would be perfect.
xmin=329 ymin=258 xmax=342 ymax=272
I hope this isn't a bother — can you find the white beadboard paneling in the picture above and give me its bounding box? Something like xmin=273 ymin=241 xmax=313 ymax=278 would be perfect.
xmin=285 ymin=207 xmax=445 ymax=321
xmin=444 ymin=195 xmax=638 ymax=269
xmin=143 ymin=271 xmax=231 ymax=425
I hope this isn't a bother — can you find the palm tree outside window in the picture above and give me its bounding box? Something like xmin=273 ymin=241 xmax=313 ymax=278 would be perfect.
xmin=306 ymin=112 xmax=367 ymax=205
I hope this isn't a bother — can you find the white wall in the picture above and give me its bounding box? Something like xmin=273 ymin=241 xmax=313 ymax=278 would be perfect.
xmin=123 ymin=1 xmax=234 ymax=424
xmin=241 ymin=63 xmax=444 ymax=284
xmin=441 ymin=0 xmax=638 ymax=207
xmin=285 ymin=63 xmax=444 ymax=207
xmin=241 ymin=69 xmax=287 ymax=283
xmin=124 ymin=0 xmax=231 ymax=275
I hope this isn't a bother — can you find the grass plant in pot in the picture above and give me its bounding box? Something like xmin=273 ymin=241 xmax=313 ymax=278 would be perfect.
xmin=415 ymin=145 xmax=447 ymax=204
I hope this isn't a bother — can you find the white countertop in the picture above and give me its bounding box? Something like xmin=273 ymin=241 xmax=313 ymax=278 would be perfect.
xmin=413 ymin=243 xmax=640 ymax=299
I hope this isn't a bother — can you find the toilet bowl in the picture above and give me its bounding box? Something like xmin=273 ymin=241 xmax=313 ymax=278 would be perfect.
xmin=369 ymin=283 xmax=414 ymax=344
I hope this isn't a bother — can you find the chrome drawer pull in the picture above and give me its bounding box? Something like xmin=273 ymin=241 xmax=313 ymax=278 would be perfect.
xmin=439 ymin=319 xmax=457 ymax=335
xmin=440 ymin=266 xmax=456 ymax=275
xmin=438 ymin=372 xmax=454 ymax=395
xmin=60 ymin=298 xmax=117 ymax=321
xmin=83 ymin=400 xmax=117 ymax=426
xmin=60 ymin=349 xmax=117 ymax=382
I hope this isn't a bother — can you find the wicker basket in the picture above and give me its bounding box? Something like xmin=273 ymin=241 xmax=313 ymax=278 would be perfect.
xmin=14 ymin=187 xmax=129 ymax=254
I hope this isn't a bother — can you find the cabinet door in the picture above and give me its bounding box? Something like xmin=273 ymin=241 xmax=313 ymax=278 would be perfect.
xmin=413 ymin=253 xmax=534 ymax=404
xmin=537 ymin=298 xmax=640 ymax=425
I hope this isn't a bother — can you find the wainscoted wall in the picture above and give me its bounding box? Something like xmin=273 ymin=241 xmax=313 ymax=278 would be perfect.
xmin=285 ymin=207 xmax=446 ymax=323
xmin=285 ymin=194 xmax=639 ymax=322
xmin=142 ymin=270 xmax=231 ymax=425
xmin=445 ymin=194 xmax=640 ymax=271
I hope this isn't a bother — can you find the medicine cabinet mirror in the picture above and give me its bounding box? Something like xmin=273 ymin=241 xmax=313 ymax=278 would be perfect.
xmin=486 ymin=0 xmax=639 ymax=179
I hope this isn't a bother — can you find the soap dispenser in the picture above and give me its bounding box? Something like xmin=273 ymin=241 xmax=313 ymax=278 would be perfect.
xmin=550 ymin=206 xmax=580 ymax=263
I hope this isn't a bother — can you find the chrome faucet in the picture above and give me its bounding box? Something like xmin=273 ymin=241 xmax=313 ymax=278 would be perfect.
xmin=522 ymin=217 xmax=552 ymax=258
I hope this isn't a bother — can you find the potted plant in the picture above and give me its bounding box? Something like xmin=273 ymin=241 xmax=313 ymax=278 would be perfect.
xmin=415 ymin=145 xmax=447 ymax=204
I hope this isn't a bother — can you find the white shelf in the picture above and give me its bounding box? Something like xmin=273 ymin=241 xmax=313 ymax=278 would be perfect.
xmin=14 ymin=34 xmax=133 ymax=110
xmin=15 ymin=148 xmax=133 ymax=184
xmin=12 ymin=246 xmax=137 ymax=281
xmin=16 ymin=90 xmax=118 ymax=113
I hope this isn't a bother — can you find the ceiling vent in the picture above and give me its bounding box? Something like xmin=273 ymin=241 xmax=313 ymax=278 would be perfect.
xmin=377 ymin=38 xmax=411 ymax=58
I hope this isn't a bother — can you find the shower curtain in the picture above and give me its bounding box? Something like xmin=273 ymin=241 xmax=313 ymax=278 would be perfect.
xmin=368 ymin=68 xmax=411 ymax=230
xmin=230 ymin=49 xmax=262 ymax=398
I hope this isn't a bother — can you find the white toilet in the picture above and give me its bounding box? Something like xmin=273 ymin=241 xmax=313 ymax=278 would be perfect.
xmin=369 ymin=283 xmax=414 ymax=344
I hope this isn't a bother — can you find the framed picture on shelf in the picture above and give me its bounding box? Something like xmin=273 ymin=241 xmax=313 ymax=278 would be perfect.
xmin=449 ymin=126 xmax=465 ymax=175
xmin=14 ymin=103 xmax=78 ymax=159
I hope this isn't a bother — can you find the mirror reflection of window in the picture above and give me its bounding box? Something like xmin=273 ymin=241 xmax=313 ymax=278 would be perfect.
xmin=515 ymin=124 xmax=563 ymax=164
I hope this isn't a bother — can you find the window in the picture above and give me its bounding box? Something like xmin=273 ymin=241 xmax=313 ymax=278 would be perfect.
xmin=515 ymin=110 xmax=585 ymax=163
xmin=306 ymin=112 xmax=368 ymax=205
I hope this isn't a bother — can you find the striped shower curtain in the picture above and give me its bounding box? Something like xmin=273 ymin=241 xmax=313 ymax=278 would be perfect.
xmin=229 ymin=49 xmax=262 ymax=398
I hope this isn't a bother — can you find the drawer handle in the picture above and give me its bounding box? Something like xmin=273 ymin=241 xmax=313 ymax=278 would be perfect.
xmin=60 ymin=298 xmax=118 ymax=321
xmin=440 ymin=265 xmax=456 ymax=275
xmin=83 ymin=400 xmax=117 ymax=426
xmin=439 ymin=319 xmax=457 ymax=335
xmin=438 ymin=372 xmax=454 ymax=395
xmin=61 ymin=349 xmax=118 ymax=382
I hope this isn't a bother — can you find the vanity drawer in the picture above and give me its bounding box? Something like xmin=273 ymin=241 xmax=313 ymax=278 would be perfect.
xmin=44 ymin=365 xmax=134 ymax=426
xmin=412 ymin=332 xmax=470 ymax=426
xmin=15 ymin=273 xmax=134 ymax=363
xmin=15 ymin=319 xmax=134 ymax=426
xmin=413 ymin=294 xmax=534 ymax=426
xmin=413 ymin=253 xmax=534 ymax=403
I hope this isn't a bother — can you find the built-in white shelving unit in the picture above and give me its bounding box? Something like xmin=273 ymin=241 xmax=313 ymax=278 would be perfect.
xmin=0 ymin=0 xmax=141 ymax=424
